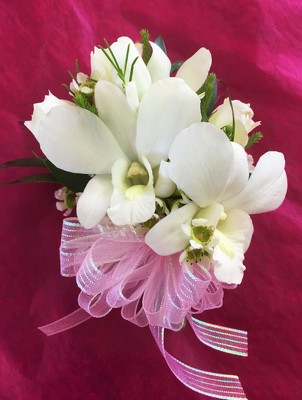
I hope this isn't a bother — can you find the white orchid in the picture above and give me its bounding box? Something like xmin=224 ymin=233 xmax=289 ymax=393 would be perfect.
xmin=25 ymin=35 xmax=216 ymax=230
xmin=145 ymin=123 xmax=287 ymax=284
xmin=25 ymin=78 xmax=201 ymax=228
xmin=91 ymin=36 xmax=171 ymax=108
xmin=209 ymin=99 xmax=261 ymax=146
xmin=91 ymin=36 xmax=212 ymax=108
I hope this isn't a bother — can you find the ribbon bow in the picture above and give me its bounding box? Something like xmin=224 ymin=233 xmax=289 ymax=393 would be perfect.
xmin=40 ymin=218 xmax=248 ymax=399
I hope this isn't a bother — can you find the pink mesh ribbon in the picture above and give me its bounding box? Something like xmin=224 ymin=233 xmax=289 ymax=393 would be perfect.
xmin=39 ymin=217 xmax=248 ymax=399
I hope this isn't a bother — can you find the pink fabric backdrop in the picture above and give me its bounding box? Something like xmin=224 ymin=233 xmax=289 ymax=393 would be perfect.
xmin=0 ymin=1 xmax=301 ymax=399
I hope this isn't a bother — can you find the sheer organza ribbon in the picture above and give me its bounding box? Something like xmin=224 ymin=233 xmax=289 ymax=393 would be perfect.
xmin=39 ymin=217 xmax=248 ymax=399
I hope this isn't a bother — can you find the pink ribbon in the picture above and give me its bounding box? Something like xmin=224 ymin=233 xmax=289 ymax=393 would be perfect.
xmin=39 ymin=217 xmax=248 ymax=399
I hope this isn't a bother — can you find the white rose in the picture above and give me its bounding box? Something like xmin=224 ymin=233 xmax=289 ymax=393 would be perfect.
xmin=24 ymin=92 xmax=70 ymax=139
xmin=209 ymin=99 xmax=261 ymax=146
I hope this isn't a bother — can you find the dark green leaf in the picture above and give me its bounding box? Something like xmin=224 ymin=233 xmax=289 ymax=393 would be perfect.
xmin=171 ymin=61 xmax=184 ymax=74
xmin=245 ymin=131 xmax=263 ymax=149
xmin=221 ymin=125 xmax=234 ymax=140
xmin=44 ymin=159 xmax=91 ymax=193
xmin=0 ymin=173 xmax=58 ymax=186
xmin=154 ymin=36 xmax=167 ymax=55
xmin=0 ymin=157 xmax=46 ymax=169
xmin=198 ymin=73 xmax=217 ymax=120
xmin=65 ymin=191 xmax=76 ymax=208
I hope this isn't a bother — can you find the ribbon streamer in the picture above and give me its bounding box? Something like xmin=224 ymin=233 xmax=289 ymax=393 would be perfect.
xmin=151 ymin=325 xmax=247 ymax=400
xmin=39 ymin=217 xmax=248 ymax=399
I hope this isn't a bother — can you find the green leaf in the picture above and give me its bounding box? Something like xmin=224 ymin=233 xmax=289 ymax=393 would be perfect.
xmin=140 ymin=29 xmax=153 ymax=65
xmin=65 ymin=191 xmax=76 ymax=208
xmin=73 ymin=92 xmax=98 ymax=115
xmin=62 ymin=83 xmax=76 ymax=96
xmin=44 ymin=159 xmax=91 ymax=193
xmin=0 ymin=157 xmax=46 ymax=169
xmin=170 ymin=61 xmax=183 ymax=74
xmin=0 ymin=173 xmax=58 ymax=186
xmin=154 ymin=36 xmax=167 ymax=55
xmin=198 ymin=73 xmax=217 ymax=121
xmin=245 ymin=131 xmax=263 ymax=149
xmin=221 ymin=125 xmax=234 ymax=141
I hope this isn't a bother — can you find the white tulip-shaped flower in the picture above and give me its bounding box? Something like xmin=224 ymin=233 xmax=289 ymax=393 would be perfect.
xmin=25 ymin=78 xmax=201 ymax=228
xmin=145 ymin=123 xmax=287 ymax=284
xmin=91 ymin=37 xmax=212 ymax=109
xmin=91 ymin=36 xmax=171 ymax=109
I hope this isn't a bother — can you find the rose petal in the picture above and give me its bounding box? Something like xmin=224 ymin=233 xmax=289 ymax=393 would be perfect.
xmin=24 ymin=92 xmax=70 ymax=139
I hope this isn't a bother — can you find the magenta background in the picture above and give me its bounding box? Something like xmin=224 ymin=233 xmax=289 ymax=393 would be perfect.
xmin=0 ymin=1 xmax=301 ymax=399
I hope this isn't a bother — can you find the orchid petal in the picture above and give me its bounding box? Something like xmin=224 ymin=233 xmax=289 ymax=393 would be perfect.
xmin=91 ymin=46 xmax=111 ymax=81
xmin=213 ymin=209 xmax=253 ymax=284
xmin=222 ymin=152 xmax=287 ymax=214
xmin=136 ymin=42 xmax=171 ymax=82
xmin=154 ymin=161 xmax=176 ymax=198
xmin=107 ymin=156 xmax=155 ymax=226
xmin=111 ymin=37 xmax=151 ymax=99
xmin=145 ymin=202 xmax=199 ymax=256
xmin=194 ymin=203 xmax=225 ymax=228
xmin=24 ymin=92 xmax=70 ymax=139
xmin=136 ymin=78 xmax=201 ymax=168
xmin=220 ymin=142 xmax=249 ymax=202
xmin=168 ymin=122 xmax=234 ymax=207
xmin=125 ymin=81 xmax=139 ymax=111
xmin=95 ymin=81 xmax=137 ymax=160
xmin=77 ymin=175 xmax=113 ymax=229
xmin=91 ymin=37 xmax=151 ymax=99
xmin=176 ymin=48 xmax=212 ymax=92
xmin=38 ymin=105 xmax=126 ymax=174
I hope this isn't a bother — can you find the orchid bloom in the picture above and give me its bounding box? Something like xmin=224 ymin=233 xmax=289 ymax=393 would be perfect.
xmin=25 ymin=78 xmax=201 ymax=228
xmin=145 ymin=123 xmax=287 ymax=284
xmin=25 ymin=38 xmax=214 ymax=229
xmin=91 ymin=36 xmax=212 ymax=109
xmin=91 ymin=36 xmax=171 ymax=109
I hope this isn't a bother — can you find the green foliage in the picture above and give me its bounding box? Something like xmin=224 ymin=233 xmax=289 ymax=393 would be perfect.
xmin=73 ymin=92 xmax=98 ymax=115
xmin=198 ymin=73 xmax=217 ymax=122
xmin=99 ymin=40 xmax=126 ymax=84
xmin=44 ymin=160 xmax=91 ymax=193
xmin=222 ymin=125 xmax=234 ymax=141
xmin=65 ymin=191 xmax=76 ymax=208
xmin=245 ymin=131 xmax=263 ymax=148
xmin=0 ymin=173 xmax=58 ymax=186
xmin=140 ymin=29 xmax=153 ymax=65
xmin=171 ymin=61 xmax=184 ymax=74
xmin=0 ymin=157 xmax=46 ymax=169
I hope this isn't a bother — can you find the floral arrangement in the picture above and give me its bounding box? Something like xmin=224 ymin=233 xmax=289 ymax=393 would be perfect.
xmin=2 ymin=30 xmax=287 ymax=399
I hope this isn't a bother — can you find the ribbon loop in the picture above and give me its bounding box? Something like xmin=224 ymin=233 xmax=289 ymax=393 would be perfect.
xmin=39 ymin=217 xmax=248 ymax=399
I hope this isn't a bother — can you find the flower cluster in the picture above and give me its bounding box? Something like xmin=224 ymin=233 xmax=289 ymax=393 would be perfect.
xmin=24 ymin=32 xmax=287 ymax=285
